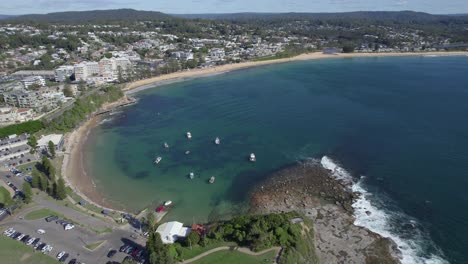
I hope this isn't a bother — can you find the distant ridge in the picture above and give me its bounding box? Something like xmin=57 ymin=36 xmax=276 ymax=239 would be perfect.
xmin=8 ymin=9 xmax=173 ymax=23
xmin=173 ymin=11 xmax=458 ymax=21
xmin=0 ymin=14 xmax=15 ymax=20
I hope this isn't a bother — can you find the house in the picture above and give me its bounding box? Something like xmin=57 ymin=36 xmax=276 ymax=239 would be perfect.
xmin=21 ymin=76 xmax=45 ymax=88
xmin=156 ymin=221 xmax=191 ymax=244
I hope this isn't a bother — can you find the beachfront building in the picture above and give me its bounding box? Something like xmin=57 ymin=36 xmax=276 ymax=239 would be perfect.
xmin=37 ymin=134 xmax=64 ymax=151
xmin=74 ymin=62 xmax=99 ymax=81
xmin=54 ymin=65 xmax=75 ymax=82
xmin=0 ymin=107 xmax=34 ymax=124
xmin=156 ymin=221 xmax=191 ymax=244
xmin=170 ymin=51 xmax=194 ymax=61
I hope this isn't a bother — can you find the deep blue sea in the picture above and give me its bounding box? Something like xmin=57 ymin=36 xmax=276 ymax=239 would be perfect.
xmin=86 ymin=55 xmax=468 ymax=263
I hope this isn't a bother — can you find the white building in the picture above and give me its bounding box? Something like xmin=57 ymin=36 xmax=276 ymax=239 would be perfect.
xmin=171 ymin=51 xmax=194 ymax=61
xmin=54 ymin=66 xmax=75 ymax=82
xmin=74 ymin=62 xmax=99 ymax=81
xmin=156 ymin=221 xmax=191 ymax=244
xmin=21 ymin=76 xmax=45 ymax=89
xmin=37 ymin=134 xmax=64 ymax=151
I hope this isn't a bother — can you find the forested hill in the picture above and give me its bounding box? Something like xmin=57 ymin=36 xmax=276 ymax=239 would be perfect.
xmin=8 ymin=9 xmax=173 ymax=23
xmin=175 ymin=11 xmax=464 ymax=21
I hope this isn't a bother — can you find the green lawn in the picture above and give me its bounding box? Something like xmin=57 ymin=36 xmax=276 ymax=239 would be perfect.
xmin=84 ymin=240 xmax=105 ymax=251
xmin=0 ymin=235 xmax=59 ymax=264
xmin=191 ymin=249 xmax=277 ymax=264
xmin=178 ymin=242 xmax=237 ymax=260
xmin=24 ymin=208 xmax=62 ymax=220
xmin=0 ymin=186 xmax=13 ymax=206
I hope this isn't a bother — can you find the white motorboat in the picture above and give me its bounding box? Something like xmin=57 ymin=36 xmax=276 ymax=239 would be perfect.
xmin=250 ymin=153 xmax=256 ymax=162
xmin=164 ymin=142 xmax=169 ymax=148
xmin=154 ymin=157 xmax=162 ymax=164
xmin=214 ymin=137 xmax=220 ymax=145
xmin=186 ymin=132 xmax=192 ymax=139
xmin=164 ymin=200 xmax=172 ymax=206
xmin=209 ymin=176 xmax=215 ymax=184
xmin=185 ymin=150 xmax=191 ymax=155
xmin=189 ymin=172 xmax=195 ymax=179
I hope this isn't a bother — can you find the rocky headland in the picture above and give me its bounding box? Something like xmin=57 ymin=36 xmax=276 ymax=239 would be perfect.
xmin=250 ymin=159 xmax=401 ymax=264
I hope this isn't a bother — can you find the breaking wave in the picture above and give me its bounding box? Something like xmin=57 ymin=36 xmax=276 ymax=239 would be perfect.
xmin=320 ymin=156 xmax=448 ymax=264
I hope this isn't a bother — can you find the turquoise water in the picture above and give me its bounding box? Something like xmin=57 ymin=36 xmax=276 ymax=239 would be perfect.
xmin=86 ymin=56 xmax=468 ymax=263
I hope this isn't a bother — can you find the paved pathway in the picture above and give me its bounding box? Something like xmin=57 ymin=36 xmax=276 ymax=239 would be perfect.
xmin=180 ymin=246 xmax=281 ymax=264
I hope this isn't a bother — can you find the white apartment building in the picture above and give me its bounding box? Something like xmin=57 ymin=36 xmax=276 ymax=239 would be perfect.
xmin=74 ymin=62 xmax=99 ymax=81
xmin=21 ymin=76 xmax=45 ymax=88
xmin=54 ymin=65 xmax=75 ymax=82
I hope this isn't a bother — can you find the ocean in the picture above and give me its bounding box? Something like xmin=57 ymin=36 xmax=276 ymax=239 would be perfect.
xmin=85 ymin=55 xmax=468 ymax=263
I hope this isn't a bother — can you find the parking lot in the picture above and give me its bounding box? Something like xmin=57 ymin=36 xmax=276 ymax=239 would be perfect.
xmin=2 ymin=216 xmax=146 ymax=264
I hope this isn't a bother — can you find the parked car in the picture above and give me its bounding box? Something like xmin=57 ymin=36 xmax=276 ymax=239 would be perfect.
xmin=16 ymin=234 xmax=25 ymax=241
xmin=59 ymin=253 xmax=69 ymax=262
xmin=45 ymin=215 xmax=59 ymax=222
xmin=64 ymin=224 xmax=75 ymax=230
xmin=32 ymin=238 xmax=41 ymax=247
xmin=68 ymin=259 xmax=77 ymax=264
xmin=36 ymin=243 xmax=46 ymax=251
xmin=26 ymin=237 xmax=36 ymax=245
xmin=37 ymin=229 xmax=46 ymax=234
xmin=107 ymin=249 xmax=117 ymax=258
xmin=57 ymin=251 xmax=66 ymax=259
xmin=21 ymin=235 xmax=30 ymax=242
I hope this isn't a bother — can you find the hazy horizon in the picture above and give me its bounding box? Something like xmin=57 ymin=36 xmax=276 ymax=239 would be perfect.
xmin=1 ymin=0 xmax=467 ymax=16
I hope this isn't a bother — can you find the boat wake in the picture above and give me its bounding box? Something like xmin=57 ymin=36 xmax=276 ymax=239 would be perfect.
xmin=320 ymin=156 xmax=449 ymax=264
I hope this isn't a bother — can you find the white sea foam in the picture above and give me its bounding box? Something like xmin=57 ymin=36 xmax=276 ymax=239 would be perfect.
xmin=320 ymin=156 xmax=449 ymax=264
xmin=99 ymin=118 xmax=113 ymax=124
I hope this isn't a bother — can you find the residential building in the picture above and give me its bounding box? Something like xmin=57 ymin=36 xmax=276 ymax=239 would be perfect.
xmin=74 ymin=62 xmax=99 ymax=81
xmin=55 ymin=65 xmax=75 ymax=82
xmin=171 ymin=51 xmax=194 ymax=61
xmin=21 ymin=76 xmax=45 ymax=88
xmin=10 ymin=70 xmax=55 ymax=80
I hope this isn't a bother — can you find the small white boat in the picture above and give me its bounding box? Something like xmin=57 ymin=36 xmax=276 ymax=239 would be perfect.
xmin=214 ymin=137 xmax=220 ymax=145
xmin=186 ymin=132 xmax=192 ymax=139
xmin=209 ymin=176 xmax=215 ymax=184
xmin=164 ymin=142 xmax=169 ymax=148
xmin=164 ymin=200 xmax=172 ymax=206
xmin=250 ymin=153 xmax=256 ymax=162
xmin=154 ymin=157 xmax=162 ymax=164
xmin=185 ymin=150 xmax=191 ymax=155
xmin=189 ymin=172 xmax=195 ymax=179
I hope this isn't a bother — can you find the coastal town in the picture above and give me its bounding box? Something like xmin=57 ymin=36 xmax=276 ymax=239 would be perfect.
xmin=0 ymin=8 xmax=467 ymax=264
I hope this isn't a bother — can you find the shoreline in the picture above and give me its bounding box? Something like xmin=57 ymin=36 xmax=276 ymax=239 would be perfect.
xmin=63 ymin=51 xmax=468 ymax=217
xmin=124 ymin=51 xmax=468 ymax=94
xmin=61 ymin=97 xmax=132 ymax=216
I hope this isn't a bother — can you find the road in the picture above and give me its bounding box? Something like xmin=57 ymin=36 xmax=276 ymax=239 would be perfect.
xmin=179 ymin=246 xmax=281 ymax=264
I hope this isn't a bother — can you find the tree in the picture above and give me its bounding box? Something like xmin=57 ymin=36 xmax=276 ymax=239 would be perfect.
xmin=78 ymin=80 xmax=87 ymax=91
xmin=31 ymin=171 xmax=41 ymax=188
xmin=146 ymin=210 xmax=155 ymax=231
xmin=48 ymin=141 xmax=56 ymax=158
xmin=185 ymin=232 xmax=200 ymax=247
xmin=22 ymin=182 xmax=32 ymax=203
xmin=342 ymin=45 xmax=355 ymax=53
xmin=63 ymin=84 xmax=74 ymax=97
xmin=55 ymin=178 xmax=67 ymax=200
xmin=39 ymin=175 xmax=48 ymax=192
xmin=147 ymin=232 xmax=174 ymax=264
xmin=27 ymin=135 xmax=38 ymax=153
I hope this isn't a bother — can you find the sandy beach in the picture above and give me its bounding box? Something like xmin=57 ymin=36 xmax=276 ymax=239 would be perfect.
xmin=61 ymin=97 xmax=132 ymax=214
xmin=124 ymin=51 xmax=468 ymax=93
xmin=64 ymin=51 xmax=467 ymax=214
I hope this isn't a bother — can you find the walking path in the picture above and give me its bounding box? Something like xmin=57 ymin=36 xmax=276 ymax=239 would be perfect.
xmin=180 ymin=246 xmax=282 ymax=264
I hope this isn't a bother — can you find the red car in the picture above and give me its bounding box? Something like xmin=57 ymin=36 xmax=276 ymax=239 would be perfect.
xmin=155 ymin=206 xmax=164 ymax=213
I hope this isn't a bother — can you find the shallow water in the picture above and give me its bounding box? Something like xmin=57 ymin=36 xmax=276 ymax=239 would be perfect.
xmin=86 ymin=56 xmax=468 ymax=263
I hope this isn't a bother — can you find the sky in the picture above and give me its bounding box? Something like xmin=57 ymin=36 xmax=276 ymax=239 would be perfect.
xmin=1 ymin=0 xmax=467 ymax=15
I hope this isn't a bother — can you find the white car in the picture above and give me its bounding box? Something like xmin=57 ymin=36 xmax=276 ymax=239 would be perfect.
xmin=64 ymin=224 xmax=74 ymax=230
xmin=57 ymin=251 xmax=66 ymax=259
xmin=26 ymin=237 xmax=35 ymax=245
xmin=16 ymin=234 xmax=25 ymax=241
xmin=3 ymin=228 xmax=14 ymax=236
xmin=36 ymin=229 xmax=45 ymax=234
xmin=42 ymin=245 xmax=53 ymax=253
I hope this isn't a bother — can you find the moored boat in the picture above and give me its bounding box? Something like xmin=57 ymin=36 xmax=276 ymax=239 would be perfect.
xmin=186 ymin=132 xmax=192 ymax=139
xmin=189 ymin=172 xmax=195 ymax=179
xmin=209 ymin=176 xmax=215 ymax=184
xmin=164 ymin=200 xmax=172 ymax=206
xmin=214 ymin=137 xmax=220 ymax=145
xmin=154 ymin=156 xmax=162 ymax=164
xmin=250 ymin=153 xmax=256 ymax=162
xmin=185 ymin=150 xmax=191 ymax=155
xmin=164 ymin=142 xmax=169 ymax=148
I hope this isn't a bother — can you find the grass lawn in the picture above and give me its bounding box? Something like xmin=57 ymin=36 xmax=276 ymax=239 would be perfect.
xmin=84 ymin=240 xmax=106 ymax=251
xmin=0 ymin=186 xmax=12 ymax=205
xmin=191 ymin=249 xmax=277 ymax=264
xmin=178 ymin=242 xmax=237 ymax=260
xmin=24 ymin=208 xmax=62 ymax=220
xmin=0 ymin=236 xmax=59 ymax=264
